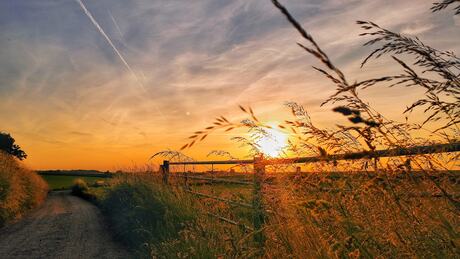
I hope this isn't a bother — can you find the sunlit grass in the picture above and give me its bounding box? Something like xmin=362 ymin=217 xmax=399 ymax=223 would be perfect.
xmin=0 ymin=152 xmax=48 ymax=227
xmin=75 ymin=170 xmax=459 ymax=258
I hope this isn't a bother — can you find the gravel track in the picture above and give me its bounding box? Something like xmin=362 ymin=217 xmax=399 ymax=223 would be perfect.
xmin=0 ymin=191 xmax=132 ymax=259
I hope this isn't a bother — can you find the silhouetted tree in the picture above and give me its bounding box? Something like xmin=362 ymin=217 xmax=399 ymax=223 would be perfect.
xmin=0 ymin=132 xmax=27 ymax=160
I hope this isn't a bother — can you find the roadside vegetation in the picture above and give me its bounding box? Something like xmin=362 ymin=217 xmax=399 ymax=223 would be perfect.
xmin=72 ymin=175 xmax=249 ymax=258
xmin=0 ymin=152 xmax=48 ymax=227
xmin=74 ymin=169 xmax=459 ymax=258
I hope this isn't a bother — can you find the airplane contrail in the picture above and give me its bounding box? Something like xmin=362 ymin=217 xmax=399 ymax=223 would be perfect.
xmin=76 ymin=0 xmax=166 ymax=119
xmin=76 ymin=0 xmax=143 ymax=90
xmin=108 ymin=10 xmax=124 ymax=39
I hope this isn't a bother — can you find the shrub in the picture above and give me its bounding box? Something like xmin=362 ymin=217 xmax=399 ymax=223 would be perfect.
xmin=0 ymin=152 xmax=48 ymax=227
xmin=71 ymin=178 xmax=89 ymax=196
xmin=70 ymin=178 xmax=100 ymax=202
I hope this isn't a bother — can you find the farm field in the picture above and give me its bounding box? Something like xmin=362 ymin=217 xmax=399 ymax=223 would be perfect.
xmin=40 ymin=175 xmax=108 ymax=190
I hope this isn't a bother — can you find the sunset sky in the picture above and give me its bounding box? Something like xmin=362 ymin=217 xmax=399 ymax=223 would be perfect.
xmin=1 ymin=0 xmax=459 ymax=170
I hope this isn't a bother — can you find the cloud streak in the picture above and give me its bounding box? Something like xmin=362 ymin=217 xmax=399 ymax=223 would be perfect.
xmin=75 ymin=0 xmax=143 ymax=90
xmin=76 ymin=0 xmax=167 ymax=120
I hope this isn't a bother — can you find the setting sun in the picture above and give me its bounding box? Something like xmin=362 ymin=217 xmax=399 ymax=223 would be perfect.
xmin=254 ymin=123 xmax=288 ymax=157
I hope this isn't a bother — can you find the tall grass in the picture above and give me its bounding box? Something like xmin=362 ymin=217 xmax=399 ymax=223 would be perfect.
xmin=95 ymin=174 xmax=256 ymax=258
xmin=261 ymin=171 xmax=459 ymax=258
xmin=0 ymin=152 xmax=48 ymax=227
xmin=91 ymin=169 xmax=458 ymax=258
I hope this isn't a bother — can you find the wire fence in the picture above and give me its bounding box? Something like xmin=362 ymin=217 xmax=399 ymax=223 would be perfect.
xmin=159 ymin=141 xmax=460 ymax=249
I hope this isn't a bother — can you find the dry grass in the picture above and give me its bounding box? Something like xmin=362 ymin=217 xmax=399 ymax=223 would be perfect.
xmin=90 ymin=169 xmax=458 ymax=258
xmin=0 ymin=152 xmax=48 ymax=227
xmin=261 ymin=171 xmax=460 ymax=258
xmin=88 ymin=173 xmax=259 ymax=258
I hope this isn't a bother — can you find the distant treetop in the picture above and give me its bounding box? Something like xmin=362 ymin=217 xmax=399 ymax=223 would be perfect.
xmin=0 ymin=132 xmax=27 ymax=160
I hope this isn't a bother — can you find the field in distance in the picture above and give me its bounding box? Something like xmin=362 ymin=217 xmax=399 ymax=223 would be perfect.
xmin=38 ymin=170 xmax=111 ymax=190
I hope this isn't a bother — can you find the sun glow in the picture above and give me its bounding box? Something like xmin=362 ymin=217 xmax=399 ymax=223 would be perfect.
xmin=255 ymin=123 xmax=288 ymax=157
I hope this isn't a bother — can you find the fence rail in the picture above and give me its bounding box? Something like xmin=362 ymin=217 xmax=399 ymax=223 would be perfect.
xmin=169 ymin=142 xmax=460 ymax=166
xmin=172 ymin=174 xmax=252 ymax=185
xmin=170 ymin=159 xmax=253 ymax=165
xmin=269 ymin=142 xmax=460 ymax=165
xmin=186 ymin=190 xmax=253 ymax=208
xmin=206 ymin=212 xmax=253 ymax=231
xmin=159 ymin=141 xmax=460 ymax=250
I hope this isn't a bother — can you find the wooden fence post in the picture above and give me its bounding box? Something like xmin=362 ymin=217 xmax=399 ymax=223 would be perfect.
xmin=185 ymin=170 xmax=190 ymax=189
xmin=211 ymin=164 xmax=214 ymax=184
xmin=162 ymin=160 xmax=169 ymax=185
xmin=253 ymin=154 xmax=266 ymax=249
xmin=159 ymin=165 xmax=164 ymax=180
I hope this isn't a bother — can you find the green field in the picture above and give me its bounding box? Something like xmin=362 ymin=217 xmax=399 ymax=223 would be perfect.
xmin=40 ymin=175 xmax=107 ymax=190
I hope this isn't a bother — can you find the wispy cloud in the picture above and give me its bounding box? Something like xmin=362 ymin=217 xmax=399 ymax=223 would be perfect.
xmin=75 ymin=0 xmax=143 ymax=90
xmin=108 ymin=10 xmax=125 ymax=39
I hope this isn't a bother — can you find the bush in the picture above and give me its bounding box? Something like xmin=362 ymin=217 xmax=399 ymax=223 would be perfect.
xmin=71 ymin=178 xmax=89 ymax=196
xmin=70 ymin=178 xmax=99 ymax=202
xmin=0 ymin=152 xmax=48 ymax=227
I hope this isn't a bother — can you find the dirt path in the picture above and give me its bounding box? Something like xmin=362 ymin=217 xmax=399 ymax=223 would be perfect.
xmin=0 ymin=191 xmax=132 ymax=259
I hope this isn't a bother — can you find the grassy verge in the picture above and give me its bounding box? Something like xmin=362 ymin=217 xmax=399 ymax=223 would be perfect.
xmin=0 ymin=152 xmax=48 ymax=227
xmin=72 ymin=175 xmax=253 ymax=258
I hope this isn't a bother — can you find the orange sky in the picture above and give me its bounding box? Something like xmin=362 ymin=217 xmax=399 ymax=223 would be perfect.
xmin=1 ymin=0 xmax=459 ymax=170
